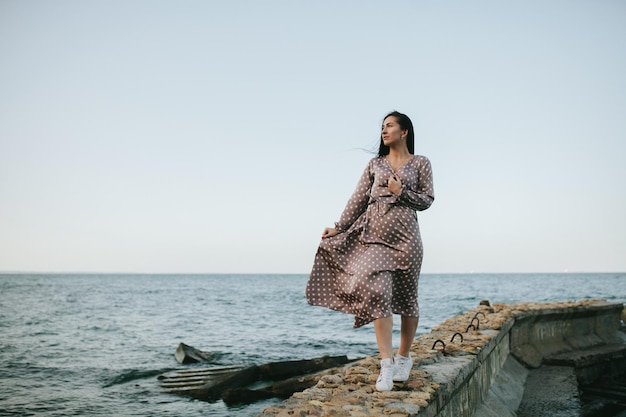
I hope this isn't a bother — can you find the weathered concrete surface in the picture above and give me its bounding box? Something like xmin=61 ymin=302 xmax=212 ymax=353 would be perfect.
xmin=258 ymin=300 xmax=625 ymax=417
xmin=473 ymin=356 xmax=528 ymax=417
xmin=510 ymin=302 xmax=626 ymax=368
xmin=517 ymin=365 xmax=581 ymax=417
xmin=545 ymin=343 xmax=626 ymax=385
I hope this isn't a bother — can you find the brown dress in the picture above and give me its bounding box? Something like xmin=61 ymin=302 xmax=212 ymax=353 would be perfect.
xmin=306 ymin=155 xmax=434 ymax=328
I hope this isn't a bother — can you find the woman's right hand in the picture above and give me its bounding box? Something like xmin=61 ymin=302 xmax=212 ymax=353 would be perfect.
xmin=321 ymin=227 xmax=340 ymax=239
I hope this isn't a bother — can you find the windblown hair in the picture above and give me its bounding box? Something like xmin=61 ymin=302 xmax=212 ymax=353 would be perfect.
xmin=377 ymin=111 xmax=415 ymax=156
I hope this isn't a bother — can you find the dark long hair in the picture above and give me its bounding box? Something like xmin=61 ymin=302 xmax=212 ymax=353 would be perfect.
xmin=377 ymin=111 xmax=415 ymax=156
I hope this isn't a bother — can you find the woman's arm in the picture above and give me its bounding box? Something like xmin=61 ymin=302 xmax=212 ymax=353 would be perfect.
xmin=394 ymin=156 xmax=435 ymax=211
xmin=333 ymin=160 xmax=374 ymax=232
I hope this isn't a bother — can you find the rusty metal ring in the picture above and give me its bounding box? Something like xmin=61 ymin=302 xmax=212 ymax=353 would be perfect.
xmin=432 ymin=339 xmax=446 ymax=352
xmin=473 ymin=312 xmax=486 ymax=320
xmin=470 ymin=316 xmax=480 ymax=330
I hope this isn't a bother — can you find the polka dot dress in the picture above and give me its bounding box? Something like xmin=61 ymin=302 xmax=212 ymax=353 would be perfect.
xmin=306 ymin=155 xmax=434 ymax=328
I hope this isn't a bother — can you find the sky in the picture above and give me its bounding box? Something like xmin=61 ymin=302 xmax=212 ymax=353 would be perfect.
xmin=1 ymin=0 xmax=625 ymax=274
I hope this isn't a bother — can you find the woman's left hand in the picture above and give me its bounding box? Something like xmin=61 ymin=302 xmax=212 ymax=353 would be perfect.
xmin=388 ymin=175 xmax=402 ymax=196
xmin=321 ymin=227 xmax=340 ymax=239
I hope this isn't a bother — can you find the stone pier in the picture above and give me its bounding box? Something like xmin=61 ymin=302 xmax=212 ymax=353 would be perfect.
xmin=258 ymin=300 xmax=626 ymax=417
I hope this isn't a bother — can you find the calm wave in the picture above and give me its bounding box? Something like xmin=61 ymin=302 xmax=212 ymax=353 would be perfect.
xmin=1 ymin=273 xmax=624 ymax=416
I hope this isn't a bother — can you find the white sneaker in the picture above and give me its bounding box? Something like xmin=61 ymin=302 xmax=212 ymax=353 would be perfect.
xmin=376 ymin=358 xmax=397 ymax=391
xmin=393 ymin=354 xmax=413 ymax=382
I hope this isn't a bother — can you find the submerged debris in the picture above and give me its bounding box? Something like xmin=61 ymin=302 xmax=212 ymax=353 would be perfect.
xmin=174 ymin=342 xmax=216 ymax=364
xmin=158 ymin=354 xmax=354 ymax=404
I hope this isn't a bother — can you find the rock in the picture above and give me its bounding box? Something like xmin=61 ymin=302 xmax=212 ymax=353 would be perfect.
xmin=316 ymin=374 xmax=343 ymax=388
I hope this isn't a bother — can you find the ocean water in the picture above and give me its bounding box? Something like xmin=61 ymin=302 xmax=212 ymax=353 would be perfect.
xmin=1 ymin=272 xmax=624 ymax=417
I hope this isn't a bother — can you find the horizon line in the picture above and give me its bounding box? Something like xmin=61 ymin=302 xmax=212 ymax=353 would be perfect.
xmin=0 ymin=271 xmax=624 ymax=275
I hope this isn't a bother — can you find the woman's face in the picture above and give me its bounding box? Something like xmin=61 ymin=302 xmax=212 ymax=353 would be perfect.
xmin=381 ymin=116 xmax=407 ymax=147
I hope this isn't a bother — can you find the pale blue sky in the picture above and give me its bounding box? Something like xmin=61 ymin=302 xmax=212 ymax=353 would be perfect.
xmin=1 ymin=1 xmax=625 ymax=273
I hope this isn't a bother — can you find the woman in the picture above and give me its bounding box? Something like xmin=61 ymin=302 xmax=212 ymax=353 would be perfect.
xmin=306 ymin=111 xmax=434 ymax=391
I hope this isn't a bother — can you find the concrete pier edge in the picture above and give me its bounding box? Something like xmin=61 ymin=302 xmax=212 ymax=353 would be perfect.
xmin=258 ymin=300 xmax=626 ymax=417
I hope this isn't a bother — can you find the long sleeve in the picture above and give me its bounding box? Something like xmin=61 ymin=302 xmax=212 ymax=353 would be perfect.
xmin=397 ymin=156 xmax=434 ymax=211
xmin=335 ymin=161 xmax=374 ymax=232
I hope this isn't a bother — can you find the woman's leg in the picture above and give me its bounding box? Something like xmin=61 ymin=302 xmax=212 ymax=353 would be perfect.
xmin=374 ymin=316 xmax=396 ymax=391
xmin=392 ymin=316 xmax=418 ymax=383
xmin=373 ymin=316 xmax=394 ymax=358
xmin=398 ymin=316 xmax=419 ymax=357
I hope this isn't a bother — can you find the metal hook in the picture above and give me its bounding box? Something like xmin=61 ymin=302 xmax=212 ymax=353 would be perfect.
xmin=473 ymin=312 xmax=486 ymax=320
xmin=450 ymin=332 xmax=463 ymax=343
xmin=465 ymin=323 xmax=476 ymax=333
xmin=432 ymin=339 xmax=446 ymax=352
xmin=470 ymin=316 xmax=480 ymax=330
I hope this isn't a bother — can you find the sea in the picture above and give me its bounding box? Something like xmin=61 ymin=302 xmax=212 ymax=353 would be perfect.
xmin=1 ymin=272 xmax=624 ymax=417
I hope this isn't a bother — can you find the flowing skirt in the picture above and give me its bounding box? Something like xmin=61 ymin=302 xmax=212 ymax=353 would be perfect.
xmin=306 ymin=202 xmax=423 ymax=328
